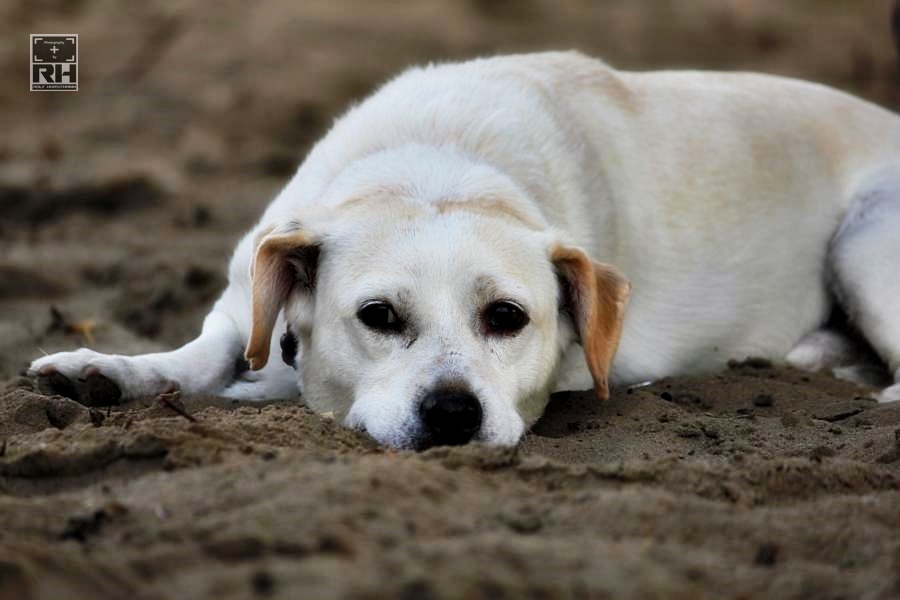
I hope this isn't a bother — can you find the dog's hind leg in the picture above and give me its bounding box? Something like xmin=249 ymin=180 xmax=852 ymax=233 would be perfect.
xmin=786 ymin=315 xmax=893 ymax=388
xmin=828 ymin=164 xmax=900 ymax=402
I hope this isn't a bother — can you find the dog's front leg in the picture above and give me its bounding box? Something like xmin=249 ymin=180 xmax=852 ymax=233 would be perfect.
xmin=28 ymin=311 xmax=242 ymax=405
xmin=28 ymin=303 xmax=298 ymax=406
xmin=552 ymin=344 xmax=594 ymax=393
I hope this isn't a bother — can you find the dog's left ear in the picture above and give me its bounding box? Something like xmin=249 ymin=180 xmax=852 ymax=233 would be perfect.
xmin=245 ymin=227 xmax=320 ymax=371
xmin=552 ymin=245 xmax=630 ymax=400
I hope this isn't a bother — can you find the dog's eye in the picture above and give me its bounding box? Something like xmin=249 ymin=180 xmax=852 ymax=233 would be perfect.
xmin=483 ymin=301 xmax=529 ymax=335
xmin=357 ymin=301 xmax=404 ymax=333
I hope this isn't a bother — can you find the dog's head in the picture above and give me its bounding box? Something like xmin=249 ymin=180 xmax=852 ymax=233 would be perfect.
xmin=244 ymin=160 xmax=629 ymax=449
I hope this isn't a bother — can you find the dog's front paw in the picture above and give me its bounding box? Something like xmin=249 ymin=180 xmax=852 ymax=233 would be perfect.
xmin=28 ymin=349 xmax=124 ymax=407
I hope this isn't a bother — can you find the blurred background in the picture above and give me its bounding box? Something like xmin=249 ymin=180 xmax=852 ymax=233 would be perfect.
xmin=0 ymin=0 xmax=898 ymax=378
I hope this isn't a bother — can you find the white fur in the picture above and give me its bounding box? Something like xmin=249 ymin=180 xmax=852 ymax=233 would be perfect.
xmin=29 ymin=52 xmax=900 ymax=446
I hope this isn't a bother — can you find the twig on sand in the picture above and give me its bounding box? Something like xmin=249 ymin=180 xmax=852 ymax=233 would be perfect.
xmin=156 ymin=386 xmax=197 ymax=423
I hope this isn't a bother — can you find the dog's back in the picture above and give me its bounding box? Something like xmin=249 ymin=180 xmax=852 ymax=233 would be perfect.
xmin=278 ymin=52 xmax=900 ymax=383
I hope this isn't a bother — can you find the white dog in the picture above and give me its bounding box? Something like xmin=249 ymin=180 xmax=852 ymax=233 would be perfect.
xmin=29 ymin=52 xmax=900 ymax=449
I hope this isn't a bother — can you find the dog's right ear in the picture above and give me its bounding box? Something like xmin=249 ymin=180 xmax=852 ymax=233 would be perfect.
xmin=245 ymin=226 xmax=320 ymax=371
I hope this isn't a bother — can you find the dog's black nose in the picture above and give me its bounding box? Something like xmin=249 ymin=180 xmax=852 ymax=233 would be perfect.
xmin=419 ymin=389 xmax=483 ymax=447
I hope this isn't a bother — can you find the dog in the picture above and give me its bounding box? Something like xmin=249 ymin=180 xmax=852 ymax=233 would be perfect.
xmin=28 ymin=52 xmax=900 ymax=449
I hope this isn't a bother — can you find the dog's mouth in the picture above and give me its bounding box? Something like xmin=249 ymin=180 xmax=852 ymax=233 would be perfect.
xmin=339 ymin=377 xmax=490 ymax=450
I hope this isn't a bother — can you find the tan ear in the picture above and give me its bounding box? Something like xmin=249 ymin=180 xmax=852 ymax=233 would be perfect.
xmin=245 ymin=229 xmax=319 ymax=371
xmin=552 ymin=245 xmax=630 ymax=400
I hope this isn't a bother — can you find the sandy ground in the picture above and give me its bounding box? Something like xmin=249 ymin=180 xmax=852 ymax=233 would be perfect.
xmin=1 ymin=1 xmax=900 ymax=598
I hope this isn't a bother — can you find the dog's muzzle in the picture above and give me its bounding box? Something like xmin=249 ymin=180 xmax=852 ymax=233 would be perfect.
xmin=418 ymin=388 xmax=483 ymax=448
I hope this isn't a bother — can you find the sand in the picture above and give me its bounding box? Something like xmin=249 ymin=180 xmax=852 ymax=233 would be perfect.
xmin=2 ymin=1 xmax=900 ymax=598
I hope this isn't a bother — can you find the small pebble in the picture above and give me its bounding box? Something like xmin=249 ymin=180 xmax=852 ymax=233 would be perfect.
xmin=251 ymin=570 xmax=275 ymax=596
xmin=752 ymin=394 xmax=774 ymax=407
xmin=754 ymin=543 xmax=780 ymax=566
